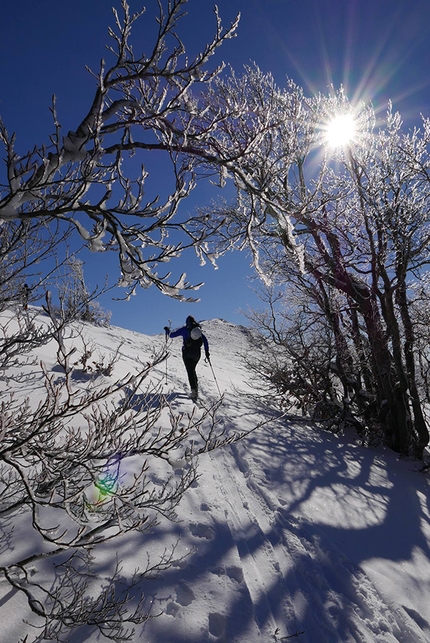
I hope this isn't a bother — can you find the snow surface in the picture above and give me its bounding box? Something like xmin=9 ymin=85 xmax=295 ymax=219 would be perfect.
xmin=2 ymin=312 xmax=430 ymax=642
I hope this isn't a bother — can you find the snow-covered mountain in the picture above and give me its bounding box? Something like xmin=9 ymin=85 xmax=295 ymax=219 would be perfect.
xmin=2 ymin=312 xmax=430 ymax=643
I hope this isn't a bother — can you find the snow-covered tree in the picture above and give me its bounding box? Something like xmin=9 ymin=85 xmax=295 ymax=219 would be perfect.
xmin=0 ymin=3 xmax=256 ymax=639
xmin=56 ymin=256 xmax=112 ymax=326
xmin=0 ymin=218 xmax=73 ymax=313
xmin=195 ymin=71 xmax=430 ymax=457
xmin=0 ymin=0 xmax=241 ymax=301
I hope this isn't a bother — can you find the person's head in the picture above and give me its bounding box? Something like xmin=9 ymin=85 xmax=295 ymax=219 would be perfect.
xmin=186 ymin=315 xmax=196 ymax=328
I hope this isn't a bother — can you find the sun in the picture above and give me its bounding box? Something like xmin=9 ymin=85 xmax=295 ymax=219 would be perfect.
xmin=325 ymin=113 xmax=356 ymax=148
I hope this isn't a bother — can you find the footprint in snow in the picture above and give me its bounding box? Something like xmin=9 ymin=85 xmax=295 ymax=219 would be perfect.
xmin=211 ymin=565 xmax=244 ymax=584
xmin=189 ymin=522 xmax=214 ymax=539
xmin=175 ymin=583 xmax=195 ymax=607
xmin=164 ymin=584 xmax=196 ymax=616
xmin=165 ymin=601 xmax=180 ymax=617
xmin=209 ymin=612 xmax=226 ymax=638
xmin=150 ymin=475 xmax=165 ymax=487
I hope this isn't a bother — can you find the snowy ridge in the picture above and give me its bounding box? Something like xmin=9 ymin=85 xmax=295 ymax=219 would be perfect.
xmin=2 ymin=312 xmax=430 ymax=642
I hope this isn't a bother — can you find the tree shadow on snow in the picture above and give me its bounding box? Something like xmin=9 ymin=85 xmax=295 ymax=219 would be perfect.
xmin=134 ymin=416 xmax=430 ymax=642
xmin=121 ymin=387 xmax=189 ymax=412
xmin=229 ymin=420 xmax=430 ymax=642
xmin=63 ymin=410 xmax=430 ymax=643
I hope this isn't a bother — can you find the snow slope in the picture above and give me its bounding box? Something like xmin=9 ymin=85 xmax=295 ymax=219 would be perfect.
xmin=2 ymin=313 xmax=430 ymax=642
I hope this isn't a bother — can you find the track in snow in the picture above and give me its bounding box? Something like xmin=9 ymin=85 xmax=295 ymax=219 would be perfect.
xmin=140 ymin=402 xmax=430 ymax=643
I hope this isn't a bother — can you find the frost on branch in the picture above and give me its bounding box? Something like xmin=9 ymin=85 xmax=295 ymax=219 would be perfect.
xmin=0 ymin=0 xmax=240 ymax=300
xmin=191 ymin=72 xmax=430 ymax=457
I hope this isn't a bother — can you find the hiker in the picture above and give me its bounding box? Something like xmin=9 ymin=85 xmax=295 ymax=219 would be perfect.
xmin=22 ymin=283 xmax=30 ymax=311
xmin=164 ymin=316 xmax=210 ymax=401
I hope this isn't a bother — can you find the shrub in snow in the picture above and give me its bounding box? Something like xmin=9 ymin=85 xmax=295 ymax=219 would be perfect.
xmin=0 ymin=303 xmax=242 ymax=641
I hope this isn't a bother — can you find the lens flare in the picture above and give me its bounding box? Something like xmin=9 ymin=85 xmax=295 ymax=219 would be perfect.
xmin=86 ymin=453 xmax=123 ymax=509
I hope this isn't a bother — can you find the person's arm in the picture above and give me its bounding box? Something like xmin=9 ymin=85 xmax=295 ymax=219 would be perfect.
xmin=169 ymin=327 xmax=185 ymax=339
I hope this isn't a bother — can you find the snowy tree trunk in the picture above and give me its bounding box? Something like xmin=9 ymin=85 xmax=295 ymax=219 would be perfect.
xmin=397 ymin=279 xmax=430 ymax=456
xmin=309 ymin=238 xmax=412 ymax=453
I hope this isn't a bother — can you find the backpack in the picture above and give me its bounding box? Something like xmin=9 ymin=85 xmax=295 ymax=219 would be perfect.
xmin=185 ymin=324 xmax=203 ymax=348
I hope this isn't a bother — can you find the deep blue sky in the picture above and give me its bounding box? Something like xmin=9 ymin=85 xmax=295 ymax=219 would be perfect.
xmin=1 ymin=0 xmax=430 ymax=334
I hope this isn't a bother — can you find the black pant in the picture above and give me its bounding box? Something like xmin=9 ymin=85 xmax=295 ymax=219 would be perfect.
xmin=183 ymin=355 xmax=200 ymax=390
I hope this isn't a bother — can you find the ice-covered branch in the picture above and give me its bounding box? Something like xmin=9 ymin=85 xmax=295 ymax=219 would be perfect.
xmin=0 ymin=0 xmax=241 ymax=299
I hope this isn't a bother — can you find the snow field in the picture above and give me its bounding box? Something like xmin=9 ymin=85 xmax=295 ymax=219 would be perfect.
xmin=1 ymin=313 xmax=430 ymax=642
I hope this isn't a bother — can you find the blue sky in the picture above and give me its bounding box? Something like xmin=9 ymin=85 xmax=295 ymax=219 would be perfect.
xmin=1 ymin=0 xmax=430 ymax=334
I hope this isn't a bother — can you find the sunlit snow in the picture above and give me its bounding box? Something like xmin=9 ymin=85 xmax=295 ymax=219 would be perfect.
xmin=1 ymin=311 xmax=430 ymax=642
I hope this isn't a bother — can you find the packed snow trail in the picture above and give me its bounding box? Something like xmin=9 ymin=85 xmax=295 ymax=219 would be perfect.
xmin=139 ymin=320 xmax=430 ymax=643
xmin=140 ymin=410 xmax=430 ymax=643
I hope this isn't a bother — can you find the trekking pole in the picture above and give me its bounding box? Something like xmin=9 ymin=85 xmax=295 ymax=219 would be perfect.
xmin=164 ymin=321 xmax=171 ymax=386
xmin=207 ymin=357 xmax=222 ymax=397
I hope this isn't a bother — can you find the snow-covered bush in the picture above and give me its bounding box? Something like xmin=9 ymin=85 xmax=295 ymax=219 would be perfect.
xmin=0 ymin=1 xmax=247 ymax=638
xmin=0 ymin=302 xmax=234 ymax=641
